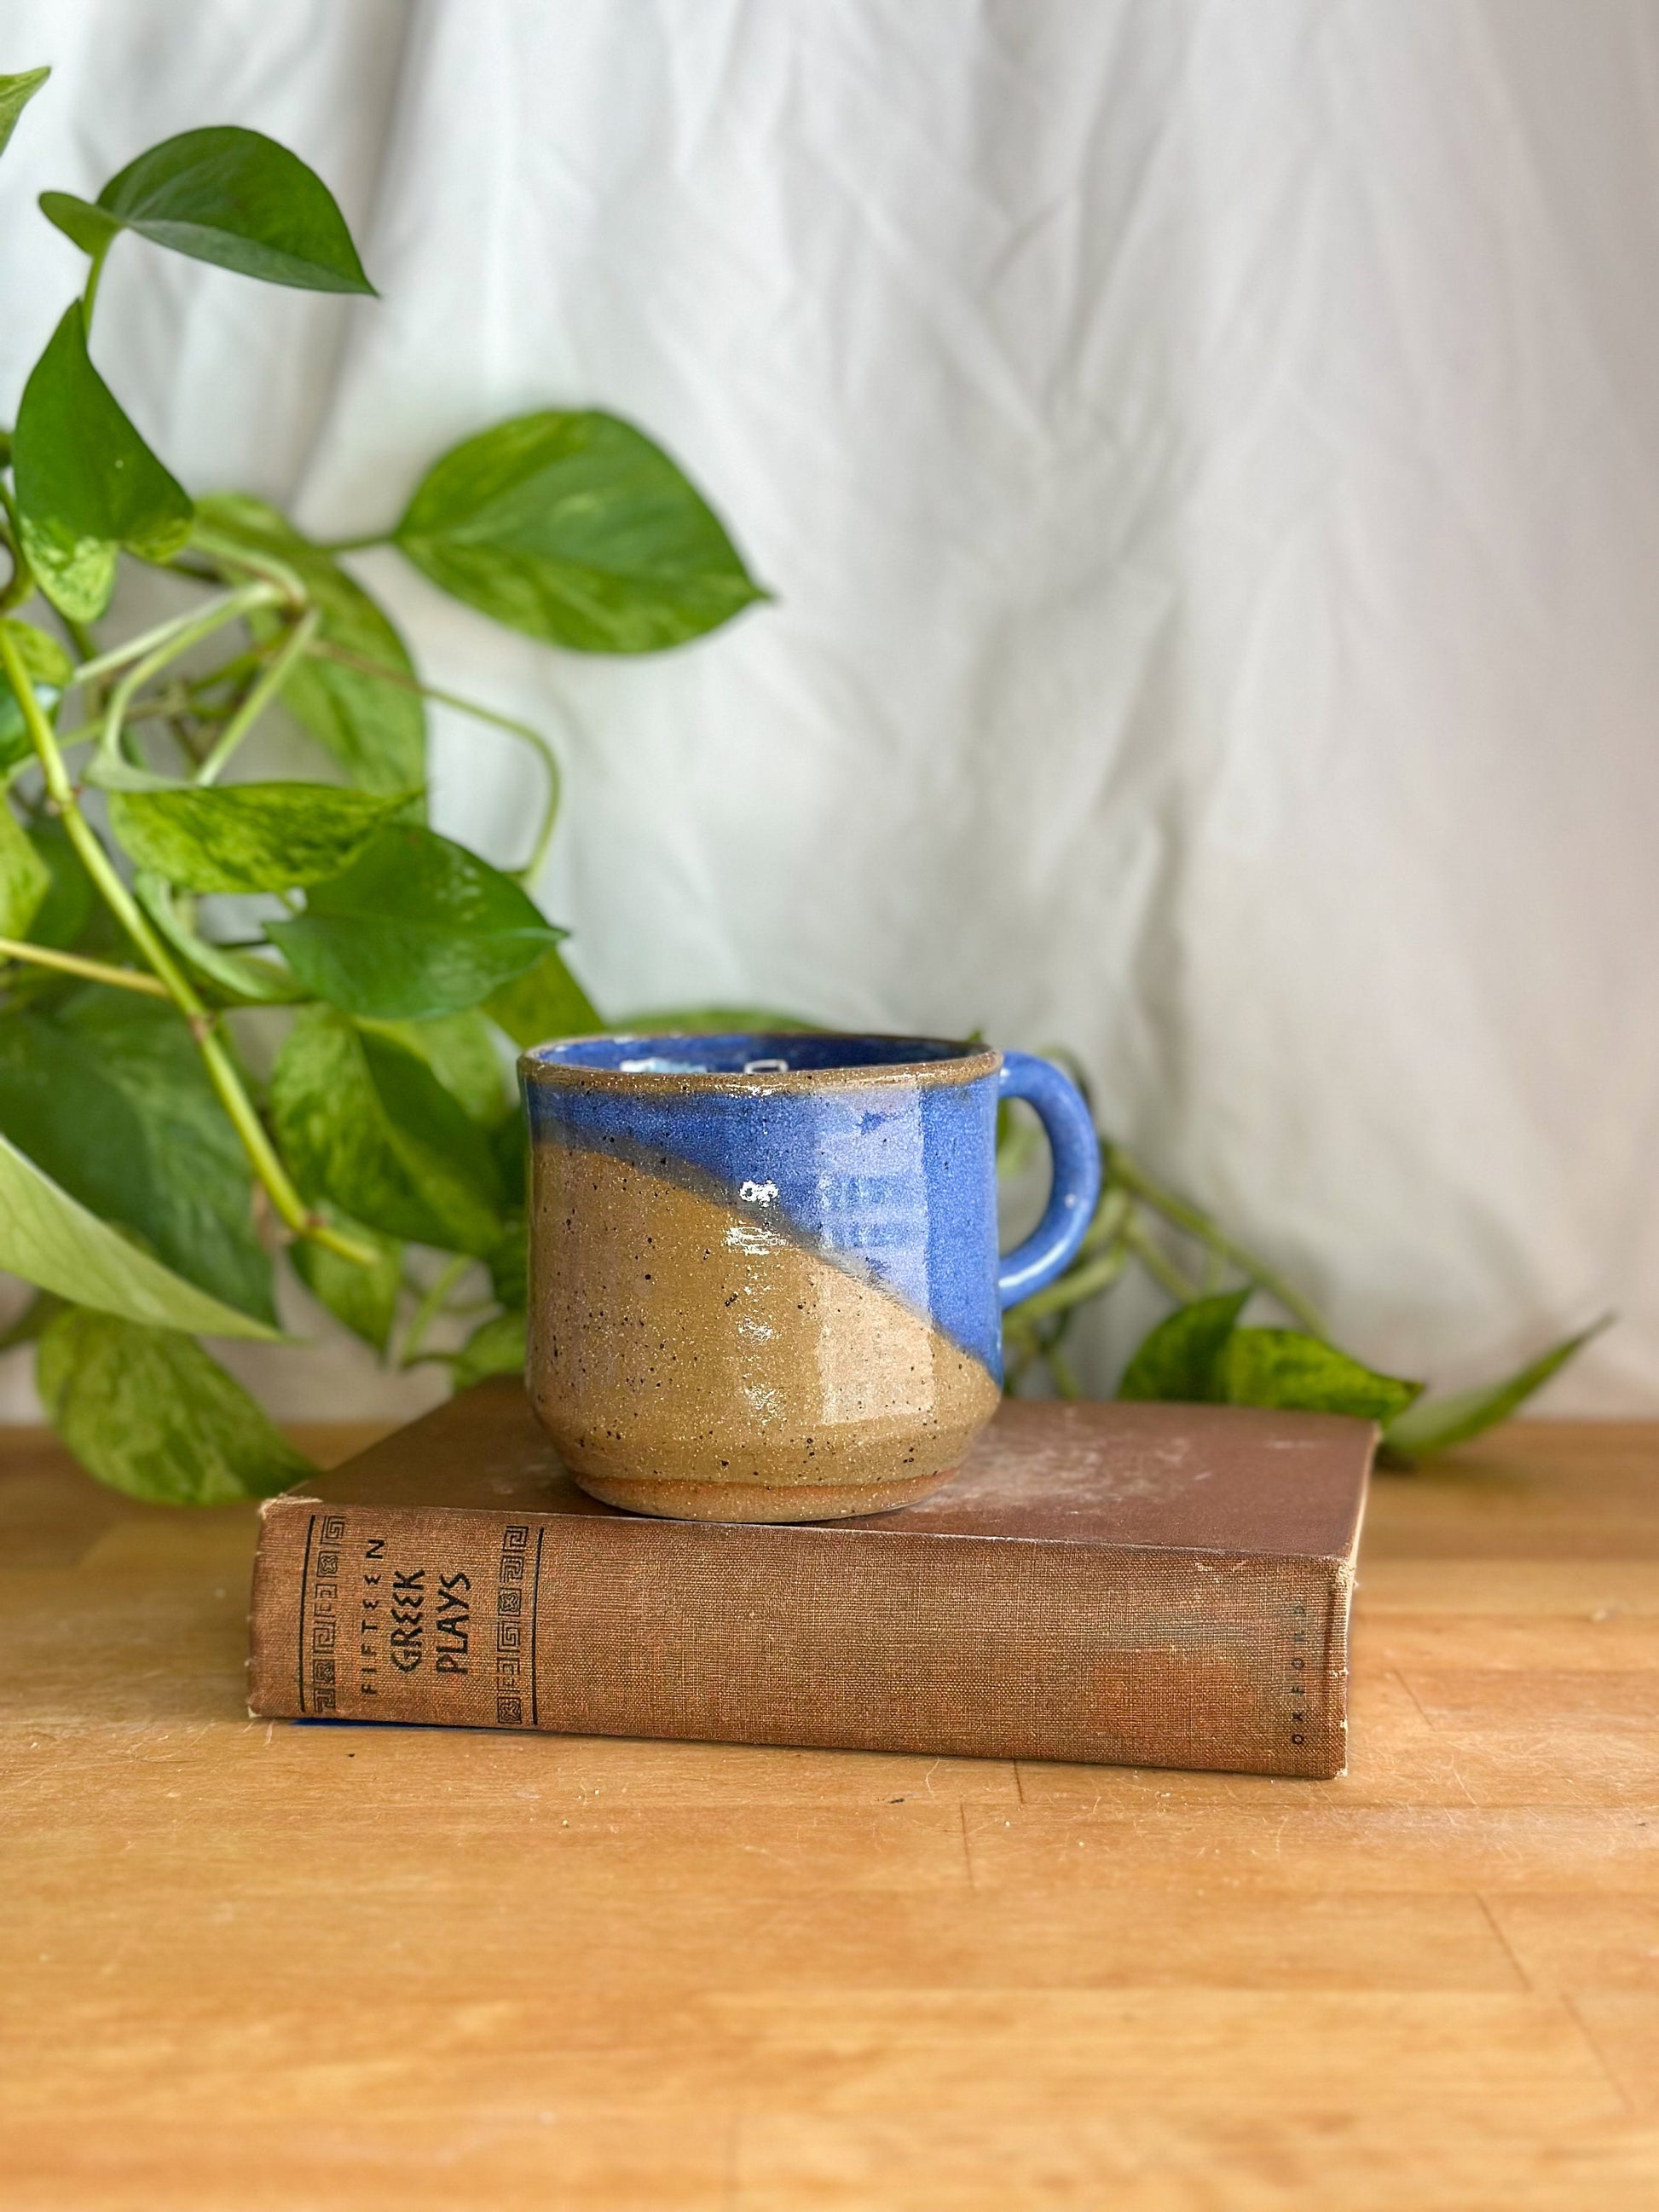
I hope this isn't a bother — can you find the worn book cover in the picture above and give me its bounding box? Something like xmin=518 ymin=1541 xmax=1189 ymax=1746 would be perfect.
xmin=248 ymin=1382 xmax=1373 ymax=1777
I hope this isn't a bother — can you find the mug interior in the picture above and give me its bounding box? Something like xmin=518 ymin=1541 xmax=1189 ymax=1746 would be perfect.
xmin=523 ymin=1032 xmax=991 ymax=1078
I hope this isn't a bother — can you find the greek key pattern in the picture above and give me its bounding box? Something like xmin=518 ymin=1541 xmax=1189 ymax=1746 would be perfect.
xmin=495 ymin=1523 xmax=529 ymax=1725
xmin=307 ymin=1514 xmax=347 ymax=1715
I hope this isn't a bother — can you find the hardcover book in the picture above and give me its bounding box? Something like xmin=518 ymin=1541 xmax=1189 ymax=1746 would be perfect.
xmin=248 ymin=1381 xmax=1373 ymax=1777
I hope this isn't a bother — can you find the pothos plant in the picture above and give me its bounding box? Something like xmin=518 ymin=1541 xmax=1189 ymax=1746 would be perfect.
xmin=0 ymin=70 xmax=1597 ymax=1505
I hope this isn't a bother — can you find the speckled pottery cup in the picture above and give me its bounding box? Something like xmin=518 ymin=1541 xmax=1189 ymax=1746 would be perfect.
xmin=518 ymin=1032 xmax=1101 ymax=1523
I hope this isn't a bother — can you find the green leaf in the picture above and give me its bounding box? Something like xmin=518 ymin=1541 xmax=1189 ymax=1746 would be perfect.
xmin=0 ymin=620 xmax=70 ymax=779
xmin=290 ymin=1205 xmax=402 ymax=1354
xmin=0 ymin=699 xmax=39 ymax=782
xmin=134 ymin=871 xmax=306 ymax=1003
xmin=1118 ymin=1288 xmax=1251 ymax=1404
xmin=38 ymin=193 xmax=118 ymax=259
xmin=20 ymin=818 xmax=96 ymax=950
xmin=453 ymin=1308 xmax=525 ymax=1391
xmin=13 ymin=303 xmax=194 ymax=621
xmin=269 ymin=824 xmax=562 ymax=1019
xmin=483 ymin=942 xmax=601 ymax=1046
xmin=270 ymin=1006 xmax=502 ymax=1255
xmin=0 ymin=1128 xmax=278 ymax=1337
xmin=108 ymin=783 xmax=411 ymax=893
xmin=193 ymin=497 xmax=425 ymax=795
xmin=0 ymin=800 xmax=49 ymax=936
xmin=0 ymin=619 xmax=72 ymax=690
xmin=360 ymin=1008 xmax=506 ymax=1124
xmin=1220 ymin=1329 xmax=1422 ymax=1425
xmin=1383 ymin=1320 xmax=1611 ymax=1459
xmin=486 ymin=1214 xmax=527 ymax=1310
xmin=38 ymin=1308 xmax=310 ymax=1504
xmin=0 ymin=993 xmax=275 ymax=1323
xmin=60 ymin=989 xmax=276 ymax=1320
xmin=0 ymin=66 xmax=49 ymax=160
xmin=41 ymin=126 xmax=373 ymax=294
xmin=394 ymin=411 xmax=765 ymax=653
xmin=490 ymin=1098 xmax=528 ymax=1194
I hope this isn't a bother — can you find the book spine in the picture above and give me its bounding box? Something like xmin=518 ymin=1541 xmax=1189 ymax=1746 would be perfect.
xmin=249 ymin=1499 xmax=1351 ymax=1776
xmin=250 ymin=1498 xmax=551 ymax=1732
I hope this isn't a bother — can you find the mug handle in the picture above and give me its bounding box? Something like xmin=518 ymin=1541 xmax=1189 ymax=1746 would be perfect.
xmin=997 ymin=1051 xmax=1103 ymax=1310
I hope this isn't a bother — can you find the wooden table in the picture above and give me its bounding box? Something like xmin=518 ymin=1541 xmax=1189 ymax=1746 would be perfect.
xmin=4 ymin=1420 xmax=1657 ymax=2209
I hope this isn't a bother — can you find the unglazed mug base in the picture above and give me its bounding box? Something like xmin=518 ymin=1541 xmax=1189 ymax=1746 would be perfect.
xmin=565 ymin=1464 xmax=962 ymax=1523
xmin=526 ymin=1131 xmax=1002 ymax=1522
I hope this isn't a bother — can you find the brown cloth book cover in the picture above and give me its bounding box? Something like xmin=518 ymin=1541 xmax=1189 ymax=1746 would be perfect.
xmin=248 ymin=1383 xmax=1373 ymax=1778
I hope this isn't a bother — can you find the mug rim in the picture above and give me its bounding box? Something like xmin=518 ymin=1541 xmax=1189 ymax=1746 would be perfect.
xmin=518 ymin=1031 xmax=1003 ymax=1094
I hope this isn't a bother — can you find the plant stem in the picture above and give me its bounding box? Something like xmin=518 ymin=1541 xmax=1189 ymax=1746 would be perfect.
xmin=121 ymin=684 xmax=196 ymax=725
xmin=400 ymin=1253 xmax=473 ymax=1368
xmin=1122 ymin=1213 xmax=1202 ymax=1303
xmin=82 ymin=243 xmax=111 ymax=326
xmin=309 ymin=640 xmax=562 ymax=878
xmin=0 ymin=525 xmax=31 ymax=616
xmin=315 ymin=532 xmax=390 ymax=555
xmin=0 ymin=551 xmax=29 ymax=615
xmin=0 ymin=482 xmax=36 ymax=613
xmin=185 ymin=647 xmax=265 ymax=696
xmin=0 ymin=936 xmax=169 ymax=996
xmin=1078 ymin=1181 xmax=1131 ymax=1256
xmin=0 ymin=626 xmax=374 ymax=1270
xmin=188 ymin=525 xmax=308 ymax=608
xmin=196 ymin=609 xmax=319 ymax=784
xmin=88 ymin=586 xmax=280 ymax=789
xmin=67 ymin=601 xmax=263 ymax=690
xmin=1047 ymin=1337 xmax=1083 ymax=1401
xmin=1009 ymin=1241 xmax=1130 ymax=1324
xmin=1107 ymin=1143 xmax=1326 ymax=1333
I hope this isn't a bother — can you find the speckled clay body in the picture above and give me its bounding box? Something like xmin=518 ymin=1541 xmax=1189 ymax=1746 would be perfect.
xmin=519 ymin=1034 xmax=1100 ymax=1522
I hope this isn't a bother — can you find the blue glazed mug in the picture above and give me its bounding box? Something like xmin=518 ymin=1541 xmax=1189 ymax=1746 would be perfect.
xmin=519 ymin=1033 xmax=1101 ymax=1522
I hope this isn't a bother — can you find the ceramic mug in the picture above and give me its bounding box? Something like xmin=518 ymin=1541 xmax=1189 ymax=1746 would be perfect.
xmin=518 ymin=1032 xmax=1101 ymax=1522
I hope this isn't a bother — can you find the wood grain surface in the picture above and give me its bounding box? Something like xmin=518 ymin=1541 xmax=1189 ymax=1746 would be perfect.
xmin=4 ymin=1418 xmax=1657 ymax=2210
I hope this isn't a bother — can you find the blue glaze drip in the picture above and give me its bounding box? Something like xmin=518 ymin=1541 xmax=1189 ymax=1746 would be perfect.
xmin=524 ymin=1055 xmax=1003 ymax=1378
xmin=522 ymin=1035 xmax=1101 ymax=1384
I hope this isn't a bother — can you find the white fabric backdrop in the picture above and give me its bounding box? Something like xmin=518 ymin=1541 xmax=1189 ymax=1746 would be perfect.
xmin=1 ymin=0 xmax=1655 ymax=1418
